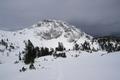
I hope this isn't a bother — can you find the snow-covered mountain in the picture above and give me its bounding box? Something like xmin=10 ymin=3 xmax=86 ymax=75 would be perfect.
xmin=0 ymin=20 xmax=120 ymax=64
xmin=0 ymin=20 xmax=98 ymax=54
xmin=0 ymin=20 xmax=120 ymax=80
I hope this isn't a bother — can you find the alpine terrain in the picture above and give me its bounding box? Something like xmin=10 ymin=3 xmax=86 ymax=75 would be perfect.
xmin=0 ymin=20 xmax=120 ymax=80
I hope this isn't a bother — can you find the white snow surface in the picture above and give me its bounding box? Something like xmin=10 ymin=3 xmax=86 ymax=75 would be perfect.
xmin=0 ymin=51 xmax=120 ymax=80
xmin=0 ymin=20 xmax=99 ymax=63
xmin=0 ymin=20 xmax=120 ymax=80
xmin=0 ymin=20 xmax=93 ymax=51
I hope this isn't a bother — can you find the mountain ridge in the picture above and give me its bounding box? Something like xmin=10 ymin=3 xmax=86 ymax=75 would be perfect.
xmin=0 ymin=20 xmax=120 ymax=64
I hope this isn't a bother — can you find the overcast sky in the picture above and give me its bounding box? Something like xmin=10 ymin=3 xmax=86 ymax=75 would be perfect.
xmin=0 ymin=0 xmax=120 ymax=36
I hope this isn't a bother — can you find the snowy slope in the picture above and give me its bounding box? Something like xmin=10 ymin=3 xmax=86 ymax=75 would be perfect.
xmin=0 ymin=20 xmax=120 ymax=80
xmin=0 ymin=20 xmax=91 ymax=49
xmin=0 ymin=20 xmax=99 ymax=63
xmin=0 ymin=20 xmax=120 ymax=64
xmin=0 ymin=51 xmax=120 ymax=80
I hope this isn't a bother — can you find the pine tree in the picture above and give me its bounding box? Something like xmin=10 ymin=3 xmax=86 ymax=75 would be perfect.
xmin=56 ymin=42 xmax=65 ymax=51
xmin=74 ymin=43 xmax=79 ymax=50
xmin=82 ymin=41 xmax=91 ymax=51
xmin=24 ymin=40 xmax=36 ymax=64
xmin=19 ymin=52 xmax=21 ymax=61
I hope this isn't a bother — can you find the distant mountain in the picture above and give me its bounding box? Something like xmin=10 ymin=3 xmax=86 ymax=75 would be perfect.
xmin=0 ymin=19 xmax=96 ymax=52
xmin=0 ymin=20 xmax=120 ymax=64
xmin=109 ymin=32 xmax=120 ymax=37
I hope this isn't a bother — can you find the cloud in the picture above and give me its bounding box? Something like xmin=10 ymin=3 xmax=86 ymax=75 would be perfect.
xmin=0 ymin=0 xmax=120 ymax=35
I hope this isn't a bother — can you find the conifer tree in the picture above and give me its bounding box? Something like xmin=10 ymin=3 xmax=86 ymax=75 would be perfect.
xmin=24 ymin=40 xmax=36 ymax=64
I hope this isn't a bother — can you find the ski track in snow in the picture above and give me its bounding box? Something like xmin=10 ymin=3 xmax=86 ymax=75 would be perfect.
xmin=0 ymin=52 xmax=120 ymax=80
xmin=0 ymin=20 xmax=120 ymax=80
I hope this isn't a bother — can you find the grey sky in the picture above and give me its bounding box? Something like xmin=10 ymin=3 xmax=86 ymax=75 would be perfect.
xmin=0 ymin=0 xmax=120 ymax=36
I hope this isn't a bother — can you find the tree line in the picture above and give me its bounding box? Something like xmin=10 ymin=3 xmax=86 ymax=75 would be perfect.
xmin=23 ymin=40 xmax=66 ymax=65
